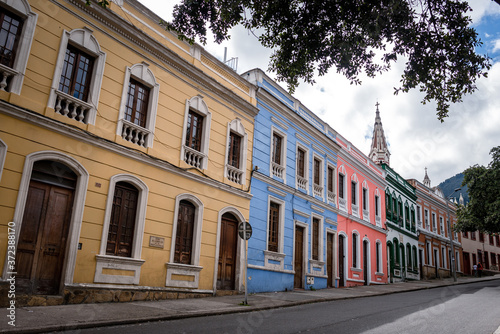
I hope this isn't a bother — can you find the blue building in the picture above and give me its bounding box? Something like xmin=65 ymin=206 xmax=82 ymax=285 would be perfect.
xmin=243 ymin=69 xmax=340 ymax=292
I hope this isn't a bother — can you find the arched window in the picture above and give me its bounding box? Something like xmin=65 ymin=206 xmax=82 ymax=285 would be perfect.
xmin=225 ymin=119 xmax=248 ymax=185
xmin=181 ymin=96 xmax=212 ymax=169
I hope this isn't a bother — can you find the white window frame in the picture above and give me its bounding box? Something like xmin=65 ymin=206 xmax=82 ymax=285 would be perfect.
xmin=439 ymin=216 xmax=444 ymax=236
xmin=351 ymin=174 xmax=359 ymax=218
xmin=269 ymin=126 xmax=287 ymax=182
xmin=362 ymin=180 xmax=369 ymax=222
xmin=224 ymin=119 xmax=248 ymax=185
xmin=374 ymin=188 xmax=382 ymax=227
xmin=116 ymin=62 xmax=159 ymax=148
xmin=441 ymin=246 xmax=447 ymax=269
xmin=352 ymin=230 xmax=360 ymax=269
xmin=180 ymin=96 xmax=212 ymax=170
xmin=338 ymin=165 xmax=347 ymax=212
xmin=375 ymin=240 xmax=383 ymax=274
xmin=0 ymin=138 xmax=6 ymax=181
xmin=424 ymin=209 xmax=429 ymax=230
xmin=0 ymin=0 xmax=37 ymax=94
xmin=426 ymin=241 xmax=431 ymax=265
xmin=310 ymin=213 xmax=324 ymax=263
xmin=295 ymin=143 xmax=309 ymax=193
xmin=166 ymin=193 xmax=204 ymax=288
xmin=95 ymin=174 xmax=148 ymax=285
xmin=432 ymin=213 xmax=437 ymax=232
xmin=326 ymin=162 xmax=336 ymax=204
xmin=312 ymin=154 xmax=324 ymax=199
xmin=417 ymin=205 xmax=422 ymax=227
xmin=48 ymin=27 xmax=106 ymax=125
xmin=264 ymin=196 xmax=286 ymax=271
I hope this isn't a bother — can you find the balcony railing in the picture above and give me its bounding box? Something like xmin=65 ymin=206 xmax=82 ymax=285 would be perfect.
xmin=313 ymin=183 xmax=323 ymax=198
xmin=363 ymin=209 xmax=369 ymax=221
xmin=327 ymin=191 xmax=336 ymax=203
xmin=296 ymin=175 xmax=307 ymax=191
xmin=272 ymin=162 xmax=284 ymax=179
xmin=54 ymin=90 xmax=92 ymax=124
xmin=339 ymin=197 xmax=347 ymax=210
xmin=226 ymin=164 xmax=243 ymax=184
xmin=352 ymin=204 xmax=359 ymax=217
xmin=375 ymin=216 xmax=381 ymax=227
xmin=120 ymin=120 xmax=150 ymax=148
xmin=0 ymin=64 xmax=17 ymax=91
xmin=183 ymin=145 xmax=206 ymax=168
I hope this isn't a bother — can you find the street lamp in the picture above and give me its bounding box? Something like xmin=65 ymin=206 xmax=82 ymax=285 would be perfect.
xmin=446 ymin=187 xmax=461 ymax=282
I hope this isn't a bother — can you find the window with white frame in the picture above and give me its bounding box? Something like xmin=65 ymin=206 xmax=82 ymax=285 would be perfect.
xmin=327 ymin=164 xmax=335 ymax=203
xmin=311 ymin=216 xmax=322 ymax=261
xmin=0 ymin=0 xmax=37 ymax=94
xmin=352 ymin=232 xmax=360 ymax=268
xmin=374 ymin=191 xmax=381 ymax=226
xmin=95 ymin=174 xmax=148 ymax=285
xmin=351 ymin=176 xmax=359 ymax=217
xmin=166 ymin=194 xmax=205 ymax=288
xmin=432 ymin=213 xmax=437 ymax=232
xmin=270 ymin=127 xmax=286 ymax=180
xmin=424 ymin=209 xmax=429 ymax=230
xmin=116 ymin=63 xmax=159 ymax=148
xmin=338 ymin=168 xmax=347 ymax=211
xmin=417 ymin=205 xmax=422 ymax=227
xmin=362 ymin=181 xmax=369 ymax=221
xmin=313 ymin=155 xmax=324 ymax=198
xmin=426 ymin=242 xmax=431 ymax=265
xmin=225 ymin=119 xmax=248 ymax=185
xmin=296 ymin=145 xmax=308 ymax=191
xmin=48 ymin=27 xmax=106 ymax=125
xmin=181 ymin=96 xmax=212 ymax=170
xmin=439 ymin=216 xmax=444 ymax=235
xmin=376 ymin=241 xmax=382 ymax=273
xmin=264 ymin=197 xmax=286 ymax=271
xmin=441 ymin=247 xmax=446 ymax=268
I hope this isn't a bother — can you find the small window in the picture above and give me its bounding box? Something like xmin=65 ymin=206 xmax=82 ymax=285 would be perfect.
xmin=58 ymin=45 xmax=94 ymax=101
xmin=432 ymin=213 xmax=437 ymax=231
xmin=439 ymin=217 xmax=444 ymax=235
xmin=227 ymin=132 xmax=241 ymax=169
xmin=351 ymin=181 xmax=357 ymax=205
xmin=272 ymin=133 xmax=282 ymax=165
xmin=124 ymin=78 xmax=150 ymax=127
xmin=338 ymin=173 xmax=345 ymax=199
xmin=362 ymin=188 xmax=367 ymax=211
xmin=375 ymin=195 xmax=380 ymax=216
xmin=462 ymin=231 xmax=468 ymax=239
xmin=312 ymin=217 xmax=320 ymax=260
xmin=352 ymin=233 xmax=358 ymax=268
xmin=297 ymin=147 xmax=305 ymax=178
xmin=181 ymin=96 xmax=212 ymax=169
xmin=479 ymin=232 xmax=484 ymax=243
xmin=268 ymin=202 xmax=280 ymax=252
xmin=270 ymin=129 xmax=286 ymax=180
xmin=174 ymin=200 xmax=196 ymax=264
xmin=186 ymin=110 xmax=204 ymax=151
xmin=0 ymin=10 xmax=23 ymax=68
xmin=313 ymin=158 xmax=321 ymax=186
xmin=225 ymin=119 xmax=248 ymax=185
xmin=0 ymin=1 xmax=37 ymax=94
xmin=376 ymin=242 xmax=381 ymax=272
xmin=471 ymin=231 xmax=476 ymax=240
xmin=327 ymin=165 xmax=335 ymax=202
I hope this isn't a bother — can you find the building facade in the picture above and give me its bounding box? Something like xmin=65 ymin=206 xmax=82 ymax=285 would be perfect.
xmin=407 ymin=171 xmax=463 ymax=280
xmin=243 ymin=69 xmax=340 ymax=292
xmin=461 ymin=231 xmax=500 ymax=275
xmin=336 ymin=133 xmax=388 ymax=287
xmin=0 ymin=0 xmax=258 ymax=306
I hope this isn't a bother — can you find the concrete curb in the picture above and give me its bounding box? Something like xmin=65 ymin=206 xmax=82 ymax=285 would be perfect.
xmin=3 ymin=276 xmax=499 ymax=334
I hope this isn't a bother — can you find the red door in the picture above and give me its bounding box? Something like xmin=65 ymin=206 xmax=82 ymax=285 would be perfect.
xmin=217 ymin=213 xmax=238 ymax=290
xmin=16 ymin=180 xmax=74 ymax=295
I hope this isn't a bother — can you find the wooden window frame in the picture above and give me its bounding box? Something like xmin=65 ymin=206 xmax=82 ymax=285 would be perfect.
xmin=312 ymin=217 xmax=320 ymax=261
xmin=58 ymin=44 xmax=94 ymax=101
xmin=174 ymin=200 xmax=196 ymax=265
xmin=268 ymin=201 xmax=280 ymax=253
xmin=224 ymin=119 xmax=248 ymax=185
xmin=124 ymin=77 xmax=150 ymax=128
xmin=297 ymin=147 xmax=306 ymax=178
xmin=338 ymin=173 xmax=345 ymax=199
xmin=0 ymin=10 xmax=23 ymax=68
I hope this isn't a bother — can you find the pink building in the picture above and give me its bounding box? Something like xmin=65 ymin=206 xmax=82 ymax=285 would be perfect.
xmin=336 ymin=134 xmax=388 ymax=286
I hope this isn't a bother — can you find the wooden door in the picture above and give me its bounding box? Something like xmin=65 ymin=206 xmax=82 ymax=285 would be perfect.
xmin=16 ymin=180 xmax=74 ymax=295
xmin=327 ymin=233 xmax=334 ymax=287
xmin=217 ymin=213 xmax=238 ymax=290
xmin=338 ymin=235 xmax=345 ymax=287
xmin=363 ymin=240 xmax=368 ymax=285
xmin=463 ymin=252 xmax=471 ymax=276
xmin=294 ymin=226 xmax=304 ymax=289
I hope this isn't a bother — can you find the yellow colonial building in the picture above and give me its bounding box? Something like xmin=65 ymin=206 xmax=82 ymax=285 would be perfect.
xmin=0 ymin=0 xmax=258 ymax=305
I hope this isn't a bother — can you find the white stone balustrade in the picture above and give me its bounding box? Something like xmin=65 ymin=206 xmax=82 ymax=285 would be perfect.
xmin=352 ymin=204 xmax=359 ymax=217
xmin=297 ymin=175 xmax=307 ymax=191
xmin=54 ymin=90 xmax=92 ymax=124
xmin=328 ymin=191 xmax=336 ymax=203
xmin=183 ymin=145 xmax=205 ymax=168
xmin=226 ymin=164 xmax=243 ymax=184
xmin=313 ymin=184 xmax=323 ymax=198
xmin=272 ymin=162 xmax=284 ymax=179
xmin=0 ymin=64 xmax=17 ymax=91
xmin=120 ymin=120 xmax=150 ymax=148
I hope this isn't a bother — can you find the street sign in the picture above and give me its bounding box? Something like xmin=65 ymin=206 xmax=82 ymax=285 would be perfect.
xmin=238 ymin=222 xmax=252 ymax=240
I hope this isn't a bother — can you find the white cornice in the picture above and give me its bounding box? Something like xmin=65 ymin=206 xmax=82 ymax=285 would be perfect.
xmin=0 ymin=102 xmax=253 ymax=200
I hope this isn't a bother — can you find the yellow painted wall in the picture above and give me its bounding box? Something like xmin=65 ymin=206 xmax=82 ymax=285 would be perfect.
xmin=0 ymin=0 xmax=257 ymax=291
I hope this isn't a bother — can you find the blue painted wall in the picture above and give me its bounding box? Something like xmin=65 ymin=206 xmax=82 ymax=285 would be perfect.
xmin=247 ymin=73 xmax=339 ymax=293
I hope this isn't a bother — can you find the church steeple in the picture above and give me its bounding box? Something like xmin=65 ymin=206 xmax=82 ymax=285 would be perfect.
xmin=369 ymin=102 xmax=390 ymax=166
xmin=423 ymin=167 xmax=431 ymax=188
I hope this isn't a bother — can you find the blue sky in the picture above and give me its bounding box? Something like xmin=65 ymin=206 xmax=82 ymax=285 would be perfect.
xmin=140 ymin=0 xmax=500 ymax=185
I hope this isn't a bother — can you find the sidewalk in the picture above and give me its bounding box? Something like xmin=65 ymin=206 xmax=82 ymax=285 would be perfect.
xmin=2 ymin=275 xmax=499 ymax=333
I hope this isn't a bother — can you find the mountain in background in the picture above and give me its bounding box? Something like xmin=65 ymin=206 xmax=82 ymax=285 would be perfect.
xmin=438 ymin=173 xmax=469 ymax=204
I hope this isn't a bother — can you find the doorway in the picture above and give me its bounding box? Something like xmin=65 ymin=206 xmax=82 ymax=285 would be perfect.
xmin=363 ymin=240 xmax=369 ymax=285
xmin=327 ymin=232 xmax=335 ymax=287
xmin=419 ymin=249 xmax=424 ymax=279
xmin=434 ymin=249 xmax=439 ymax=278
xmin=463 ymin=252 xmax=471 ymax=276
xmin=294 ymin=225 xmax=304 ymax=289
xmin=217 ymin=213 xmax=239 ymax=290
xmin=16 ymin=161 xmax=76 ymax=295
xmin=338 ymin=235 xmax=345 ymax=287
